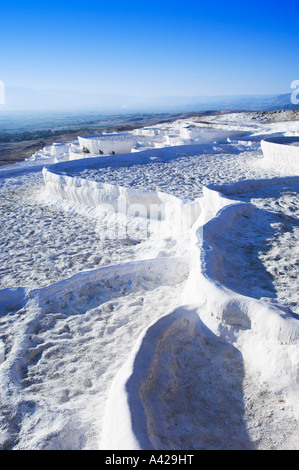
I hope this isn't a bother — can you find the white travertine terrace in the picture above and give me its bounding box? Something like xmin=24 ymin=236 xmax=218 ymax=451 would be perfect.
xmin=1 ymin=112 xmax=298 ymax=450
xmin=261 ymin=136 xmax=299 ymax=172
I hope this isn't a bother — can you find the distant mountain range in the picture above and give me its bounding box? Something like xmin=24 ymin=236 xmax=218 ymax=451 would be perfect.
xmin=0 ymin=86 xmax=298 ymax=113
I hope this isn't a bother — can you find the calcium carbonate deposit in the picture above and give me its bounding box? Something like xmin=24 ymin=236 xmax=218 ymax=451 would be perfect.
xmin=0 ymin=112 xmax=298 ymax=450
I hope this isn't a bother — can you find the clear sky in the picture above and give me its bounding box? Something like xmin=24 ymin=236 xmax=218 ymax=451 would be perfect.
xmin=1 ymin=0 xmax=299 ymax=97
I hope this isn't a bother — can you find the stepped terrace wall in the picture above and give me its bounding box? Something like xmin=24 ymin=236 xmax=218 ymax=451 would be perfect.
xmin=261 ymin=136 xmax=299 ymax=173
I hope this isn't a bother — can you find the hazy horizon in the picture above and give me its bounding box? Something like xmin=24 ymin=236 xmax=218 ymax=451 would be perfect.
xmin=0 ymin=85 xmax=296 ymax=114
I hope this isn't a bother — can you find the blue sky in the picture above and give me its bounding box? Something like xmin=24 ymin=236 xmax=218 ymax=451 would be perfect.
xmin=1 ymin=0 xmax=298 ymax=97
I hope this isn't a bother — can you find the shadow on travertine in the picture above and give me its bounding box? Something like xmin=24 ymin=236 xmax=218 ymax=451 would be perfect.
xmin=126 ymin=307 xmax=255 ymax=450
xmin=202 ymin=205 xmax=279 ymax=300
xmin=202 ymin=177 xmax=299 ymax=312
